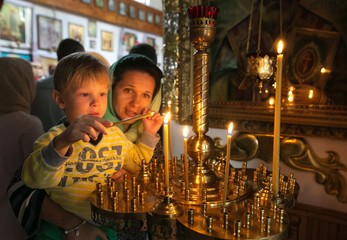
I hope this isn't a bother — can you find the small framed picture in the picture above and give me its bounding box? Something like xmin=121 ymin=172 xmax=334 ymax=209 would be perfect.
xmin=90 ymin=39 xmax=96 ymax=49
xmin=81 ymin=0 xmax=92 ymax=3
xmin=122 ymin=32 xmax=137 ymax=51
xmin=0 ymin=2 xmax=32 ymax=49
xmin=119 ymin=2 xmax=126 ymax=16
xmin=129 ymin=5 xmax=136 ymax=19
xmin=95 ymin=0 xmax=104 ymax=9
xmin=138 ymin=9 xmax=145 ymax=21
xmin=146 ymin=37 xmax=155 ymax=47
xmin=37 ymin=15 xmax=62 ymax=50
xmin=108 ymin=0 xmax=116 ymax=11
xmin=68 ymin=23 xmax=84 ymax=45
xmin=101 ymin=31 xmax=113 ymax=51
xmin=88 ymin=20 xmax=97 ymax=38
xmin=155 ymin=14 xmax=161 ymax=25
xmin=147 ymin=12 xmax=153 ymax=23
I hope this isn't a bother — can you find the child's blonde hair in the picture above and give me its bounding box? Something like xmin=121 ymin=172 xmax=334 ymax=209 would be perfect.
xmin=54 ymin=52 xmax=110 ymax=95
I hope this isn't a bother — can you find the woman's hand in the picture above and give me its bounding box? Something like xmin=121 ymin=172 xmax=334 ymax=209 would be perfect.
xmin=64 ymin=222 xmax=108 ymax=240
xmin=142 ymin=109 xmax=163 ymax=136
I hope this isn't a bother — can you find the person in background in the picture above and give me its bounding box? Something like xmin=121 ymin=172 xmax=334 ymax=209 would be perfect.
xmin=31 ymin=62 xmax=45 ymax=81
xmin=21 ymin=52 xmax=163 ymax=239
xmin=129 ymin=43 xmax=158 ymax=65
xmin=31 ymin=38 xmax=85 ymax=132
xmin=0 ymin=57 xmax=44 ymax=239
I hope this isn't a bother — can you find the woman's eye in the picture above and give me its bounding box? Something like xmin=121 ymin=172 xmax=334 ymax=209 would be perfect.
xmin=81 ymin=93 xmax=89 ymax=97
xmin=124 ymin=88 xmax=133 ymax=93
xmin=143 ymin=93 xmax=152 ymax=99
xmin=100 ymin=92 xmax=107 ymax=97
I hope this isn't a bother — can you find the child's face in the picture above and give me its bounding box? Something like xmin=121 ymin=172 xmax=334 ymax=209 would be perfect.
xmin=59 ymin=80 xmax=109 ymax=122
xmin=113 ymin=71 xmax=155 ymax=120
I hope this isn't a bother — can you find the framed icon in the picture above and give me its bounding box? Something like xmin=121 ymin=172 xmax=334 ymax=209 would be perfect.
xmin=37 ymin=15 xmax=62 ymax=50
xmin=101 ymin=31 xmax=113 ymax=51
xmin=68 ymin=23 xmax=84 ymax=45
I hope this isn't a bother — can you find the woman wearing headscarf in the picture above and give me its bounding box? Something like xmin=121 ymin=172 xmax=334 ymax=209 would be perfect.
xmin=105 ymin=54 xmax=163 ymax=175
xmin=0 ymin=57 xmax=44 ymax=239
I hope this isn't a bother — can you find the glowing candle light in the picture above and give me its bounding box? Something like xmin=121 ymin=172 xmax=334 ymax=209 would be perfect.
xmin=223 ymin=122 xmax=233 ymax=208
xmin=163 ymin=112 xmax=171 ymax=189
xmin=272 ymin=40 xmax=283 ymax=196
xmin=168 ymin=100 xmax=173 ymax=161
xmin=268 ymin=97 xmax=275 ymax=107
xmin=183 ymin=126 xmax=189 ymax=191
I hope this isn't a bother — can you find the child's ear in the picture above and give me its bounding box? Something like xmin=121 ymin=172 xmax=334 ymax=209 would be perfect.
xmin=52 ymin=90 xmax=65 ymax=109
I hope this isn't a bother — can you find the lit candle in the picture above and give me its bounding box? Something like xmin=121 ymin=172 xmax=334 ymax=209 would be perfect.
xmin=183 ymin=126 xmax=189 ymax=191
xmin=223 ymin=122 xmax=233 ymax=208
xmin=272 ymin=40 xmax=283 ymax=196
xmin=168 ymin=100 xmax=173 ymax=161
xmin=163 ymin=112 xmax=171 ymax=189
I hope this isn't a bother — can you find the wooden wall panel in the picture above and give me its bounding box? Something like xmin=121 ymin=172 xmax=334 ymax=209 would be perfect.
xmin=288 ymin=203 xmax=347 ymax=240
xmin=26 ymin=0 xmax=163 ymax=35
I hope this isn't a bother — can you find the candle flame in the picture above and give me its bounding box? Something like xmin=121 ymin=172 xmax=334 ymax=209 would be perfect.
xmin=168 ymin=100 xmax=172 ymax=106
xmin=288 ymin=91 xmax=294 ymax=102
xmin=183 ymin=125 xmax=188 ymax=138
xmin=320 ymin=67 xmax=331 ymax=73
xmin=164 ymin=112 xmax=171 ymax=124
xmin=308 ymin=89 xmax=314 ymax=99
xmin=228 ymin=122 xmax=233 ymax=135
xmin=277 ymin=40 xmax=283 ymax=54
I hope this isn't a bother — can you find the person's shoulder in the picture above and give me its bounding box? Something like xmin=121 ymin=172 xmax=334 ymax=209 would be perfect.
xmin=36 ymin=76 xmax=54 ymax=89
xmin=3 ymin=111 xmax=39 ymax=122
xmin=0 ymin=111 xmax=44 ymax=133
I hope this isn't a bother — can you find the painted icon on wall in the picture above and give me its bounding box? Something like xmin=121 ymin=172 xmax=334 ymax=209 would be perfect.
xmin=101 ymin=31 xmax=113 ymax=51
xmin=0 ymin=2 xmax=32 ymax=49
xmin=37 ymin=15 xmax=62 ymax=50
xmin=95 ymin=0 xmax=104 ymax=8
xmin=119 ymin=2 xmax=126 ymax=16
xmin=68 ymin=23 xmax=84 ymax=45
xmin=108 ymin=0 xmax=116 ymax=11
xmin=88 ymin=20 xmax=97 ymax=38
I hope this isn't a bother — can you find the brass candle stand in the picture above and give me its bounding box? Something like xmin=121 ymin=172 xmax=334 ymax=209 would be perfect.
xmin=185 ymin=5 xmax=220 ymax=202
xmin=90 ymin=158 xmax=299 ymax=239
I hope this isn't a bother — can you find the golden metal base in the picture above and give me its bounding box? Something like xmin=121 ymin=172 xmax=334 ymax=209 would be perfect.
xmin=90 ymin=160 xmax=299 ymax=239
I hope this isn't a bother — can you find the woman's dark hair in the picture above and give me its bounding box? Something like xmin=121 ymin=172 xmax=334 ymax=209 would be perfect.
xmin=112 ymin=54 xmax=163 ymax=97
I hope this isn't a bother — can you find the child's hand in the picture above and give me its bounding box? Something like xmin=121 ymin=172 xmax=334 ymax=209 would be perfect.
xmin=142 ymin=109 xmax=163 ymax=136
xmin=111 ymin=169 xmax=129 ymax=182
xmin=54 ymin=115 xmax=112 ymax=155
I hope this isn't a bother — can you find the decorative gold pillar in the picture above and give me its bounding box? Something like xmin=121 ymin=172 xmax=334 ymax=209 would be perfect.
xmin=186 ymin=4 xmax=219 ymax=198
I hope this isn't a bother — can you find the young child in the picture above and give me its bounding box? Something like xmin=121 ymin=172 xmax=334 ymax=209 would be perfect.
xmin=21 ymin=52 xmax=162 ymax=238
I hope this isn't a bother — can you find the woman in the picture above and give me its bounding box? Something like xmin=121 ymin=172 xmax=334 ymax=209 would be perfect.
xmin=9 ymin=54 xmax=163 ymax=240
xmin=0 ymin=57 xmax=44 ymax=239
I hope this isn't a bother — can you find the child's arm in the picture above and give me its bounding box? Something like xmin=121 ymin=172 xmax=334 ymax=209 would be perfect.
xmin=21 ymin=129 xmax=69 ymax=188
xmin=22 ymin=115 xmax=112 ymax=188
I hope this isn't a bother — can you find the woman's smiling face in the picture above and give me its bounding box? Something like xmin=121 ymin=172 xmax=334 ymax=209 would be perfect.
xmin=113 ymin=70 xmax=155 ymax=120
